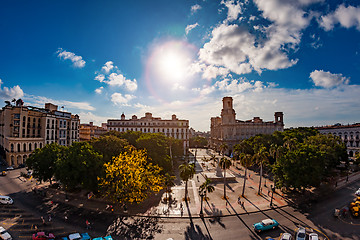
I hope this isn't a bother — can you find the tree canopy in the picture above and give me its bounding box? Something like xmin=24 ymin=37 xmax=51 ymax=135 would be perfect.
xmin=98 ymin=146 xmax=164 ymax=204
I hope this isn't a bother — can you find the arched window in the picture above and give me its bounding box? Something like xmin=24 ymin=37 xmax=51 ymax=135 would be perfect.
xmin=17 ymin=144 xmax=20 ymax=152
xmin=29 ymin=143 xmax=32 ymax=151
xmin=35 ymin=143 xmax=37 ymax=149
xmin=40 ymin=143 xmax=43 ymax=148
xmin=23 ymin=143 xmax=26 ymax=152
xmin=11 ymin=144 xmax=14 ymax=152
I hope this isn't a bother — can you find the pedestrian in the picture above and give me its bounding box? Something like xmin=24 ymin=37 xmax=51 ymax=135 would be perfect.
xmin=180 ymin=207 xmax=184 ymax=217
xmin=268 ymin=189 xmax=271 ymax=196
xmin=34 ymin=225 xmax=38 ymax=231
xmin=106 ymin=204 xmax=110 ymax=210
xmin=64 ymin=215 xmax=68 ymax=222
xmin=41 ymin=216 xmax=46 ymax=225
xmin=197 ymin=175 xmax=199 ymax=182
xmin=226 ymin=201 xmax=228 ymax=207
xmin=48 ymin=214 xmax=52 ymax=222
xmin=86 ymin=220 xmax=91 ymax=229
xmin=241 ymin=202 xmax=244 ymax=209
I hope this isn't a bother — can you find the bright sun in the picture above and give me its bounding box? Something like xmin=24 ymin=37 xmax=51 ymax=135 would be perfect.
xmin=152 ymin=41 xmax=193 ymax=83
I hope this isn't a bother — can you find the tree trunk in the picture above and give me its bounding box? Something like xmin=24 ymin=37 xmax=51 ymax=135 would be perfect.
xmin=185 ymin=180 xmax=188 ymax=201
xmin=258 ymin=162 xmax=263 ymax=195
xmin=242 ymin=168 xmax=247 ymax=197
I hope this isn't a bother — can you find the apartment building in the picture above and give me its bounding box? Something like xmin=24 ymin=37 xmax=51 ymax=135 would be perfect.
xmin=0 ymin=100 xmax=79 ymax=167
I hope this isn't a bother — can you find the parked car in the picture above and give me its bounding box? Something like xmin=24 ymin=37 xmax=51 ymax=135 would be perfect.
xmin=32 ymin=232 xmax=55 ymax=240
xmin=253 ymin=219 xmax=279 ymax=232
xmin=355 ymin=188 xmax=360 ymax=196
xmin=0 ymin=226 xmax=12 ymax=240
xmin=309 ymin=233 xmax=319 ymax=240
xmin=296 ymin=227 xmax=306 ymax=240
xmin=92 ymin=236 xmax=113 ymax=240
xmin=6 ymin=166 xmax=14 ymax=171
xmin=0 ymin=196 xmax=13 ymax=205
xmin=62 ymin=233 xmax=91 ymax=240
xmin=280 ymin=232 xmax=292 ymax=240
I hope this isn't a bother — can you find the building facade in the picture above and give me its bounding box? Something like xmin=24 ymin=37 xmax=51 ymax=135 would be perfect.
xmin=107 ymin=112 xmax=189 ymax=154
xmin=79 ymin=122 xmax=107 ymax=141
xmin=0 ymin=100 xmax=80 ymax=167
xmin=316 ymin=123 xmax=360 ymax=157
xmin=210 ymin=97 xmax=284 ymax=155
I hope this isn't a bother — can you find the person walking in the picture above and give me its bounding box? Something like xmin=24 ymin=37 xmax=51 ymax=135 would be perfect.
xmin=48 ymin=214 xmax=52 ymax=222
xmin=86 ymin=220 xmax=91 ymax=229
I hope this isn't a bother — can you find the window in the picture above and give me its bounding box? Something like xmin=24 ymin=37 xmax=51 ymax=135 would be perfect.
xmin=11 ymin=144 xmax=14 ymax=152
xmin=17 ymin=144 xmax=20 ymax=152
xmin=29 ymin=143 xmax=32 ymax=151
xmin=23 ymin=143 xmax=26 ymax=152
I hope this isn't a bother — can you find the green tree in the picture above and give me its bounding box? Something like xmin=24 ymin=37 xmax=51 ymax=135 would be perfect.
xmin=164 ymin=173 xmax=176 ymax=202
xmin=219 ymin=143 xmax=228 ymax=156
xmin=189 ymin=136 xmax=208 ymax=148
xmin=136 ymin=133 xmax=171 ymax=173
xmin=199 ymin=177 xmax=215 ymax=200
xmin=55 ymin=142 xmax=103 ymax=191
xmin=219 ymin=157 xmax=232 ymax=199
xmin=26 ymin=143 xmax=64 ymax=184
xmin=90 ymin=135 xmax=129 ymax=163
xmin=98 ymin=146 xmax=164 ymax=204
xmin=239 ymin=153 xmax=253 ymax=197
xmin=253 ymin=146 xmax=269 ymax=194
xmin=179 ymin=163 xmax=195 ymax=201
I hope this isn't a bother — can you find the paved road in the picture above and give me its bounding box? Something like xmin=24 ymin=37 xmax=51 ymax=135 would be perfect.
xmin=1 ymin=160 xmax=360 ymax=239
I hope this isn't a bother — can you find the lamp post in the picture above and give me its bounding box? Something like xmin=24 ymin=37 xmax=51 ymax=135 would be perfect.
xmin=199 ymin=189 xmax=205 ymax=217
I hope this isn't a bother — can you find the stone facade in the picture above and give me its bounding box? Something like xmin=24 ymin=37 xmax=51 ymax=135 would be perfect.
xmin=316 ymin=123 xmax=360 ymax=157
xmin=210 ymin=97 xmax=284 ymax=155
xmin=107 ymin=113 xmax=189 ymax=154
xmin=0 ymin=100 xmax=79 ymax=167
xmin=79 ymin=122 xmax=107 ymax=141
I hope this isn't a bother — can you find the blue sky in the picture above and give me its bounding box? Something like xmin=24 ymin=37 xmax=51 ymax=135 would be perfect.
xmin=1 ymin=0 xmax=360 ymax=131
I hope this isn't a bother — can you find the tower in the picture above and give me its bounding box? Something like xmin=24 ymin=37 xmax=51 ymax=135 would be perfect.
xmin=274 ymin=112 xmax=283 ymax=124
xmin=221 ymin=97 xmax=236 ymax=125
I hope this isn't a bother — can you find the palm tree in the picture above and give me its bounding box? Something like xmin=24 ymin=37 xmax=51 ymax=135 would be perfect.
xmin=233 ymin=141 xmax=253 ymax=168
xmin=164 ymin=173 xmax=175 ymax=202
xmin=199 ymin=177 xmax=215 ymax=200
xmin=283 ymin=137 xmax=297 ymax=151
xmin=219 ymin=143 xmax=228 ymax=156
xmin=219 ymin=157 xmax=232 ymax=199
xmin=253 ymin=146 xmax=269 ymax=195
xmin=240 ymin=153 xmax=253 ymax=197
xmin=179 ymin=163 xmax=195 ymax=201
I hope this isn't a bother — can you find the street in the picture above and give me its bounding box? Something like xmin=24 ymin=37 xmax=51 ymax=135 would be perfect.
xmin=1 ymin=149 xmax=360 ymax=239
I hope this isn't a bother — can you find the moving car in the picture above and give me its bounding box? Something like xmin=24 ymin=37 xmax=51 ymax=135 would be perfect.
xmin=0 ymin=196 xmax=13 ymax=205
xmin=355 ymin=188 xmax=360 ymax=196
xmin=32 ymin=232 xmax=55 ymax=240
xmin=280 ymin=232 xmax=292 ymax=240
xmin=253 ymin=219 xmax=279 ymax=232
xmin=0 ymin=226 xmax=12 ymax=240
xmin=309 ymin=233 xmax=319 ymax=240
xmin=296 ymin=227 xmax=306 ymax=240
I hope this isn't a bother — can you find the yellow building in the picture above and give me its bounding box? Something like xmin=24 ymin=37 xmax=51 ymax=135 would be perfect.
xmin=0 ymin=100 xmax=80 ymax=167
xmin=79 ymin=122 xmax=107 ymax=141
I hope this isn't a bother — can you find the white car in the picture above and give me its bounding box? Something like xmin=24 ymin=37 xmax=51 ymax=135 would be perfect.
xmin=280 ymin=232 xmax=292 ymax=240
xmin=296 ymin=227 xmax=306 ymax=240
xmin=309 ymin=233 xmax=319 ymax=240
xmin=355 ymin=188 xmax=360 ymax=196
xmin=0 ymin=226 xmax=12 ymax=240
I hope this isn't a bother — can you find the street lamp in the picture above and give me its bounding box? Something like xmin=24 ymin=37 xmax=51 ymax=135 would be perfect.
xmin=199 ymin=189 xmax=205 ymax=217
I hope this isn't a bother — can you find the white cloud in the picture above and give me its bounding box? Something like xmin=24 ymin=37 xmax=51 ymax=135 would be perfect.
xmin=221 ymin=0 xmax=243 ymax=22
xmin=214 ymin=78 xmax=266 ymax=93
xmin=185 ymin=23 xmax=199 ymax=35
xmin=56 ymin=48 xmax=86 ymax=68
xmin=95 ymin=87 xmax=104 ymax=94
xmin=310 ymin=70 xmax=350 ymax=88
xmin=111 ymin=93 xmax=136 ymax=105
xmin=24 ymin=95 xmax=95 ymax=111
xmin=94 ymin=74 xmax=105 ymax=82
xmin=78 ymin=111 xmax=110 ymax=125
xmin=106 ymin=73 xmax=137 ymax=91
xmin=191 ymin=4 xmax=202 ymax=14
xmin=101 ymin=61 xmax=114 ymax=74
xmin=0 ymin=79 xmax=24 ymax=100
xmin=320 ymin=4 xmax=360 ymax=31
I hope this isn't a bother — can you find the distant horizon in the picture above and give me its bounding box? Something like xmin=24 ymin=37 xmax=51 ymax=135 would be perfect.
xmin=1 ymin=0 xmax=359 ymax=132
